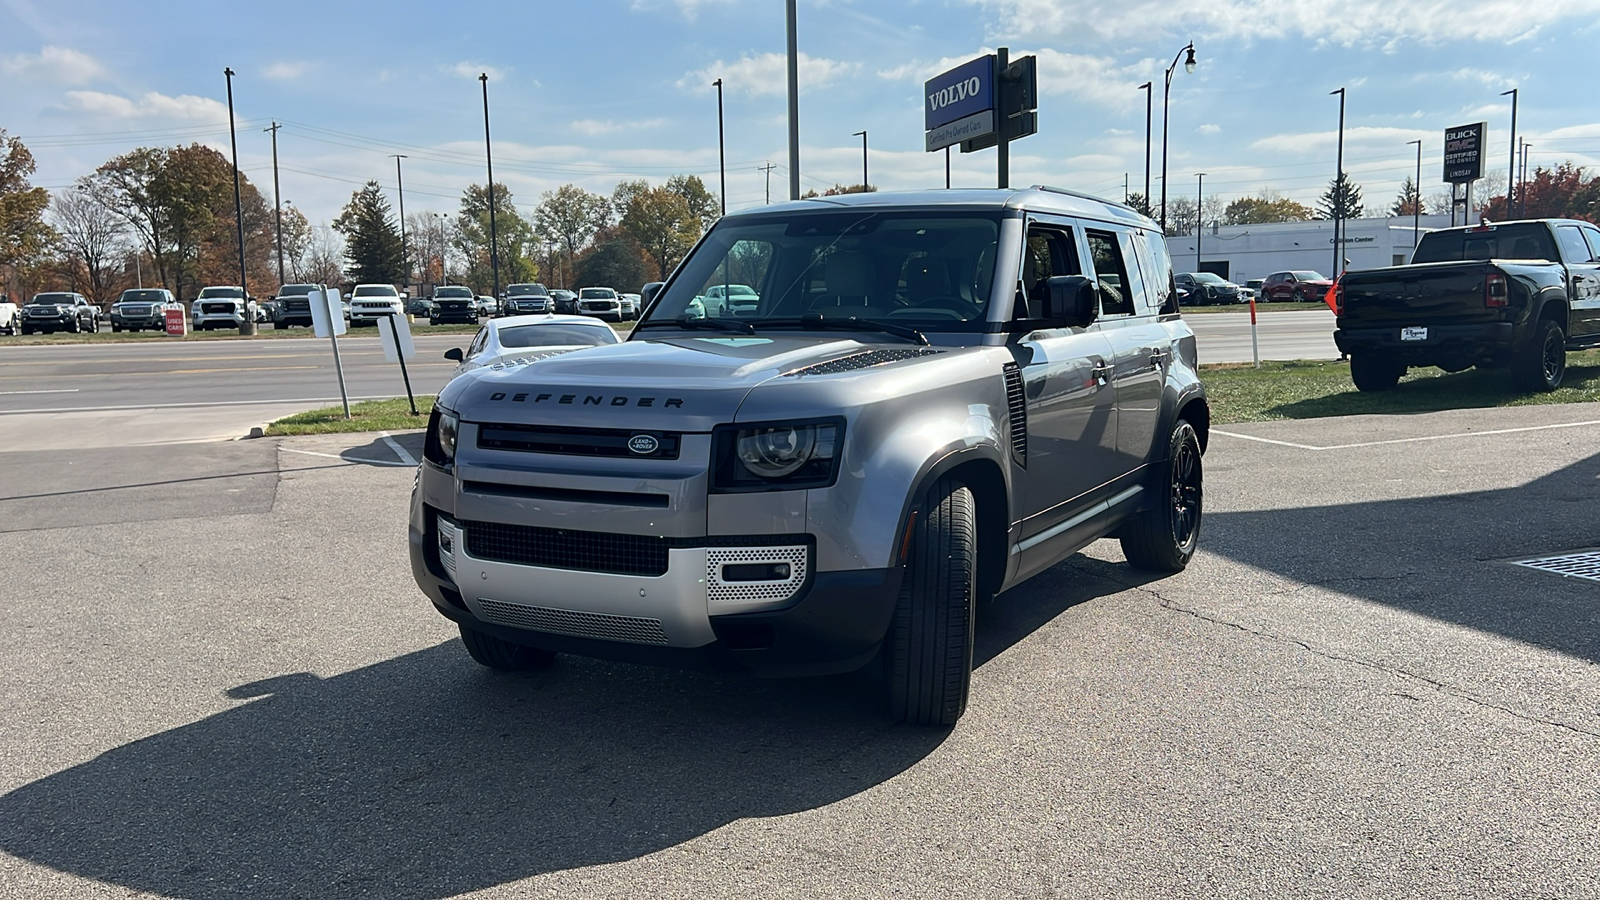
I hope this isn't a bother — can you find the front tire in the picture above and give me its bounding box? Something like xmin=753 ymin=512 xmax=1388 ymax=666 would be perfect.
xmin=1350 ymin=353 xmax=1405 ymax=391
xmin=1121 ymin=419 xmax=1203 ymax=572
xmin=1512 ymin=318 xmax=1565 ymax=392
xmin=458 ymin=624 xmax=556 ymax=671
xmin=883 ymin=476 xmax=977 ymax=727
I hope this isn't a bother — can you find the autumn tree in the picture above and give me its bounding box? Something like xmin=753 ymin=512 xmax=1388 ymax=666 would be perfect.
xmin=1223 ymin=191 xmax=1314 ymax=225
xmin=535 ymin=185 xmax=610 ymax=285
xmin=621 ymin=187 xmax=698 ymax=280
xmin=51 ymin=180 xmax=128 ymax=305
xmin=1479 ymin=162 xmax=1600 ymax=223
xmin=333 ymin=181 xmax=404 ymax=285
xmin=665 ymin=174 xmax=719 ymax=232
xmin=574 ymin=226 xmax=650 ymax=292
xmin=0 ymin=130 xmax=56 ymax=293
xmin=1316 ymin=172 xmax=1364 ymax=220
xmin=455 ymin=183 xmax=537 ymax=289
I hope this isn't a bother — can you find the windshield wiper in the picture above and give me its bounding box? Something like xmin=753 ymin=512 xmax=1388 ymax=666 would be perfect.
xmin=749 ymin=315 xmax=929 ymax=346
xmin=634 ymin=315 xmax=755 ymax=335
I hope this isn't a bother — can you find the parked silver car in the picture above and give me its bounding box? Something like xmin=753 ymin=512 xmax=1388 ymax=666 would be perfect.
xmin=411 ymin=187 xmax=1209 ymax=726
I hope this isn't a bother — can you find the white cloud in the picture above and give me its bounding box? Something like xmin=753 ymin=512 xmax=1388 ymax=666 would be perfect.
xmin=1249 ymin=125 xmax=1433 ymax=154
xmin=966 ymin=0 xmax=1600 ymax=46
xmin=262 ymin=61 xmax=311 ymax=81
xmin=679 ymin=52 xmax=858 ymax=95
xmin=630 ymin=0 xmax=732 ymax=18
xmin=1 ymin=45 xmax=105 ymax=85
xmin=569 ymin=118 xmax=669 ymax=136
xmin=1198 ymin=123 xmax=1221 ymax=134
xmin=64 ymin=90 xmax=229 ymax=124
xmin=447 ymin=62 xmax=507 ymax=81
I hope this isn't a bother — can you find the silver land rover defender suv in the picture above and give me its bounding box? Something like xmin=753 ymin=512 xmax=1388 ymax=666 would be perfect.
xmin=410 ymin=187 xmax=1208 ymax=725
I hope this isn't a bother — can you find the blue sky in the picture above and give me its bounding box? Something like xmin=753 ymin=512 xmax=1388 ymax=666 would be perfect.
xmin=5 ymin=0 xmax=1600 ymax=230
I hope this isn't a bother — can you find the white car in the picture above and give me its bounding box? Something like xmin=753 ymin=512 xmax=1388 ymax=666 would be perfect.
xmin=701 ymin=283 xmax=759 ymax=316
xmin=618 ymin=292 xmax=642 ymax=320
xmin=576 ymin=287 xmax=622 ymax=321
xmin=0 ymin=299 xmax=18 ymax=335
xmin=441 ymin=314 xmax=621 ymax=377
xmin=349 ymin=284 xmax=405 ymax=326
xmin=192 ymin=286 xmax=257 ymax=331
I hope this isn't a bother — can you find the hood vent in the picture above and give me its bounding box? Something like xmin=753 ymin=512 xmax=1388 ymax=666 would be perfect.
xmin=783 ymin=347 xmax=943 ymax=377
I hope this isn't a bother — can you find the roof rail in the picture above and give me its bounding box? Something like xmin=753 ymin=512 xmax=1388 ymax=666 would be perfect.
xmin=1030 ymin=184 xmax=1137 ymax=213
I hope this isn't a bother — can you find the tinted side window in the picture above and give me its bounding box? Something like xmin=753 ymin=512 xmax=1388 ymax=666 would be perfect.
xmin=1582 ymin=226 xmax=1600 ymax=262
xmin=466 ymin=327 xmax=490 ymax=359
xmin=1085 ymin=229 xmax=1134 ymax=316
xmin=1020 ymin=223 xmax=1080 ymax=319
xmin=1557 ymin=225 xmax=1594 ymax=264
xmin=1115 ymin=231 xmax=1151 ymax=316
xmin=1131 ymin=229 xmax=1175 ymax=314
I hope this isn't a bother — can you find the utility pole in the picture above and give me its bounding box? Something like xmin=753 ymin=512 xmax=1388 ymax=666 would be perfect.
xmin=392 ymin=154 xmax=408 ymax=291
xmin=1407 ymin=139 xmax=1422 ymax=249
xmin=1501 ymin=88 xmax=1518 ymax=218
xmin=479 ymin=73 xmax=500 ymax=298
xmin=1195 ymin=173 xmax=1206 ymax=271
xmin=1139 ymin=81 xmax=1152 ymax=212
xmin=759 ymin=161 xmax=777 ymax=204
xmin=264 ymin=121 xmax=284 ymax=286
xmin=223 ymin=67 xmax=256 ymax=335
xmin=785 ymin=0 xmax=800 ymax=200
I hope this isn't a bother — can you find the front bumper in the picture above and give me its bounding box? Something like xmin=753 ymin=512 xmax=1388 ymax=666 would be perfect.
xmin=409 ymin=499 xmax=900 ymax=677
xmin=195 ymin=313 xmax=245 ymax=328
xmin=111 ymin=312 xmax=164 ymax=327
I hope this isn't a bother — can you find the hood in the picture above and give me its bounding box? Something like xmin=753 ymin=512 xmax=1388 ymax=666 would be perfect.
xmin=440 ymin=334 xmax=876 ymax=432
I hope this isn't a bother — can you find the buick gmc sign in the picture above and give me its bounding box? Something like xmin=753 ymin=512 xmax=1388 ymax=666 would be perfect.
xmin=925 ymin=55 xmax=995 ymax=151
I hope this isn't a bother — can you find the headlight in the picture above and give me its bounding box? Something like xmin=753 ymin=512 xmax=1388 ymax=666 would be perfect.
xmin=713 ymin=419 xmax=842 ymax=492
xmin=424 ymin=407 xmax=460 ymax=466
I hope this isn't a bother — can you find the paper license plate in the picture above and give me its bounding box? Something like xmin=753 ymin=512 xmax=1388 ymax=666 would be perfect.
xmin=1400 ymin=327 xmax=1428 ymax=341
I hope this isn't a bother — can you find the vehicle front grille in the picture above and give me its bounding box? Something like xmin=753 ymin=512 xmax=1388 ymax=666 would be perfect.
xmin=784 ymin=347 xmax=943 ymax=376
xmin=476 ymin=598 xmax=668 ymax=644
xmin=201 ymin=302 xmax=235 ymax=314
xmin=463 ymin=520 xmax=669 ymax=576
xmin=283 ymin=299 xmax=310 ymax=312
xmin=477 ymin=423 xmax=681 ymax=459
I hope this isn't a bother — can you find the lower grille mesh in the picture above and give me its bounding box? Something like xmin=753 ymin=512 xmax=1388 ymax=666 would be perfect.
xmin=477 ymin=599 xmax=668 ymax=644
xmin=464 ymin=520 xmax=668 ymax=576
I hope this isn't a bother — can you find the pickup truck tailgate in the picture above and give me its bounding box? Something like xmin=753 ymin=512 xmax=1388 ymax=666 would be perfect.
xmin=1339 ymin=262 xmax=1502 ymax=328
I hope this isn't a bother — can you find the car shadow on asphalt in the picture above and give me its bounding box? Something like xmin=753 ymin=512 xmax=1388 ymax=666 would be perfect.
xmin=0 ymin=549 xmax=1147 ymax=899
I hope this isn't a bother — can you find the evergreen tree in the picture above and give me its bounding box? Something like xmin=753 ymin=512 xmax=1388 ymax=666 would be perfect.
xmin=1317 ymin=172 xmax=1364 ymax=220
xmin=1391 ymin=177 xmax=1424 ymax=216
xmin=1126 ymin=192 xmax=1153 ymax=217
xmin=332 ymin=181 xmax=404 ymax=284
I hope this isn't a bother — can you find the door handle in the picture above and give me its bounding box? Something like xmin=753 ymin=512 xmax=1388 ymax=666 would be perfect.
xmin=1150 ymin=350 xmax=1168 ymax=367
xmin=1091 ymin=361 xmax=1114 ymax=383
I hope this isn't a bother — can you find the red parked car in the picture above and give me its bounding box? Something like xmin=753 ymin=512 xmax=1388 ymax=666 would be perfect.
xmin=1260 ymin=270 xmax=1333 ymax=302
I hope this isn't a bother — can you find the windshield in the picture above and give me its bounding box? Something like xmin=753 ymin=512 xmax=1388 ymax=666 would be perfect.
xmin=435 ymin=287 xmax=474 ymax=299
xmin=277 ymin=284 xmax=316 ymax=297
xmin=579 ymin=288 xmax=614 ymax=298
xmin=1192 ymin=273 xmax=1226 ymax=284
xmin=118 ymin=290 xmax=166 ymax=302
xmin=198 ymin=287 xmax=243 ymax=298
xmin=353 ymin=285 xmax=398 ymax=297
xmin=497 ymin=323 xmax=618 ymax=349
xmin=506 ymin=284 xmax=547 ymax=296
xmin=1290 ymin=271 xmax=1327 ymax=281
xmin=639 ymin=210 xmax=1002 ymax=333
xmin=30 ymin=294 xmax=73 ymax=304
xmin=1411 ymin=224 xmax=1559 ymax=263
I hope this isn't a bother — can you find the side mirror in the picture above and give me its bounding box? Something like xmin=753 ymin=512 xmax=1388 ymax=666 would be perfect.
xmin=1042 ymin=275 xmax=1099 ymax=328
xmin=640 ymin=282 xmax=665 ymax=309
xmin=444 ymin=347 xmax=464 ymax=362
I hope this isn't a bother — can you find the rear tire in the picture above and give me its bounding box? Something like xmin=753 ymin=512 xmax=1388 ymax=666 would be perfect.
xmin=1350 ymin=353 xmax=1404 ymax=392
xmin=458 ymin=624 xmax=557 ymax=671
xmin=883 ymin=476 xmax=977 ymax=727
xmin=1512 ymin=318 xmax=1565 ymax=392
xmin=1121 ymin=419 xmax=1203 ymax=572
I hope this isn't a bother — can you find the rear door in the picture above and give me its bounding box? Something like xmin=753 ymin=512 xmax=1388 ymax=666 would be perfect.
xmin=1557 ymin=223 xmax=1600 ymax=340
xmin=1085 ymin=227 xmax=1165 ymax=476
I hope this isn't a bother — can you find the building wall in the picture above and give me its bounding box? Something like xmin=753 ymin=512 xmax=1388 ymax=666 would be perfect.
xmin=1164 ymin=215 xmax=1454 ymax=283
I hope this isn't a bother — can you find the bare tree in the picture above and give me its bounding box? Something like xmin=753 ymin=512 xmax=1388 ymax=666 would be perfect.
xmin=51 ymin=180 xmax=128 ymax=306
xmin=300 ymin=227 xmax=345 ymax=285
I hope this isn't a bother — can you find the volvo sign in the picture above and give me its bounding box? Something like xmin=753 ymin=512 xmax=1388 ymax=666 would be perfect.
xmin=925 ymin=55 xmax=995 ymax=138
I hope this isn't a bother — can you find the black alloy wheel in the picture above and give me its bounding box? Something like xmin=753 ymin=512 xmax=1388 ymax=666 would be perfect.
xmin=1512 ymin=319 xmax=1566 ymax=392
xmin=1121 ymin=419 xmax=1203 ymax=572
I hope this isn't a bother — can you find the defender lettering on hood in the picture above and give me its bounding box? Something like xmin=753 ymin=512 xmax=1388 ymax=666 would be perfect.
xmin=487 ymin=390 xmax=684 ymax=408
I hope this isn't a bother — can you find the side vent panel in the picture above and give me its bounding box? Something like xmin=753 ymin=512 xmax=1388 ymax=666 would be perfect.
xmin=1002 ymin=363 xmax=1026 ymax=468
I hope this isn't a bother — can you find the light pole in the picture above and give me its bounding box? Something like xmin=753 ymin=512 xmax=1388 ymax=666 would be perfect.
xmin=853 ymin=130 xmax=867 ymax=190
xmin=1331 ymin=87 xmax=1346 ymax=277
xmin=785 ymin=0 xmax=800 ymax=200
xmin=1520 ymin=140 xmax=1532 ymax=216
xmin=479 ymin=73 xmax=500 ymax=298
xmin=1407 ymin=139 xmax=1422 ymax=249
xmin=392 ymin=154 xmax=408 ymax=291
xmin=1501 ymin=88 xmax=1518 ymax=218
xmin=1195 ymin=173 xmax=1206 ymax=270
xmin=1159 ymin=42 xmax=1197 ymax=233
xmin=264 ymin=121 xmax=284 ymax=286
xmin=436 ymin=213 xmax=449 ymax=286
xmin=223 ymin=67 xmax=255 ymax=335
xmin=1139 ymin=81 xmax=1152 ymax=213
xmin=714 ymin=78 xmax=726 ymax=216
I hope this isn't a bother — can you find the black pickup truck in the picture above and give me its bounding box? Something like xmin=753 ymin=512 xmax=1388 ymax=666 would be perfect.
xmin=1333 ymin=219 xmax=1600 ymax=392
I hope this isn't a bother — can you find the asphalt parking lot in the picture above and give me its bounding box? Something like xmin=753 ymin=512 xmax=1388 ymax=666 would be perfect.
xmin=1 ymin=404 xmax=1598 ymax=899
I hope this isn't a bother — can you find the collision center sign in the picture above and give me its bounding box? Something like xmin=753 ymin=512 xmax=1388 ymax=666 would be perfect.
xmin=925 ymin=56 xmax=995 ymax=151
xmin=1443 ymin=122 xmax=1487 ymax=184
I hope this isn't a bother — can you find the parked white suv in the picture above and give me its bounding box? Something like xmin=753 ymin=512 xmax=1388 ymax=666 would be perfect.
xmin=349 ymin=284 xmax=404 ymax=326
xmin=576 ymin=287 xmax=622 ymax=321
xmin=192 ymin=286 xmax=256 ymax=331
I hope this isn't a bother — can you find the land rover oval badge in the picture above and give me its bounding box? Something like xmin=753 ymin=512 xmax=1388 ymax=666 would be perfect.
xmin=628 ymin=434 xmax=660 ymax=455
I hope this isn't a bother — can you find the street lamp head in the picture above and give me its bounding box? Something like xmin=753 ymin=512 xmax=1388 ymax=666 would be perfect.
xmin=479 ymin=72 xmax=488 ymax=83
xmin=1183 ymin=46 xmax=1196 ymax=74
xmin=714 ymin=77 xmax=722 ymax=88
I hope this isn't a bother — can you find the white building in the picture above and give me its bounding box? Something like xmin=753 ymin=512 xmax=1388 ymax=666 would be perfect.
xmin=1164 ymin=214 xmax=1454 ymax=283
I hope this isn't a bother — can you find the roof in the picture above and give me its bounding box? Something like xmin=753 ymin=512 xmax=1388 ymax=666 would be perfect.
xmin=726 ymin=186 xmax=1156 ymax=230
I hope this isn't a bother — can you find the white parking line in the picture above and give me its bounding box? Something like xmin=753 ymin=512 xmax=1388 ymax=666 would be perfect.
xmin=380 ymin=432 xmax=418 ymax=466
xmin=0 ymin=389 xmax=80 ymax=395
xmin=1214 ymin=418 xmax=1600 ymax=451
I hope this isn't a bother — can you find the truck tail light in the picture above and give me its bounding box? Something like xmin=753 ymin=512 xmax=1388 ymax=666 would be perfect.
xmin=1485 ymin=272 xmax=1509 ymax=307
xmin=1326 ymin=277 xmax=1343 ymax=316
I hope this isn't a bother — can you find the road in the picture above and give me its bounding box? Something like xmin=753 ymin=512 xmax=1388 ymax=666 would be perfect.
xmin=1 ymin=402 xmax=1597 ymax=898
xmin=0 ymin=310 xmax=1337 ymax=447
